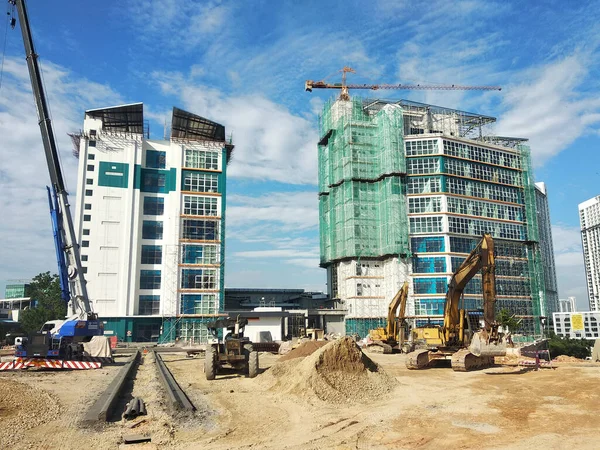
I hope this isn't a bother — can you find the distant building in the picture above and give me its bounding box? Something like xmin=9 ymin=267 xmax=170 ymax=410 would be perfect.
xmin=579 ymin=196 xmax=600 ymax=311
xmin=1 ymin=281 xmax=32 ymax=323
xmin=553 ymin=311 xmax=600 ymax=339
xmin=558 ymin=297 xmax=577 ymax=313
xmin=4 ymin=281 xmax=31 ymax=299
xmin=535 ymin=182 xmax=559 ymax=316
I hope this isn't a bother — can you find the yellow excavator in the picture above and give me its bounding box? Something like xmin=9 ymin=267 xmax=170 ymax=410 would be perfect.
xmin=406 ymin=234 xmax=507 ymax=371
xmin=367 ymin=281 xmax=409 ymax=354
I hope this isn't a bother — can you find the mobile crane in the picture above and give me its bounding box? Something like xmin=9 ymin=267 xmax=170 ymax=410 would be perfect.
xmin=406 ymin=234 xmax=507 ymax=371
xmin=10 ymin=0 xmax=103 ymax=361
xmin=367 ymin=281 xmax=409 ymax=354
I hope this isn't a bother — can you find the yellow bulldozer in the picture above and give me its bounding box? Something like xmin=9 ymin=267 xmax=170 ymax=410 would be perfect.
xmin=367 ymin=281 xmax=409 ymax=354
xmin=406 ymin=234 xmax=508 ymax=371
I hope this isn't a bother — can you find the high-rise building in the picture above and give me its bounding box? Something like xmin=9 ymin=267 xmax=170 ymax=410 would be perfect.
xmin=72 ymin=103 xmax=233 ymax=342
xmin=535 ymin=182 xmax=559 ymax=316
xmin=558 ymin=296 xmax=577 ymax=312
xmin=317 ymin=97 xmax=556 ymax=337
xmin=579 ymin=196 xmax=600 ymax=311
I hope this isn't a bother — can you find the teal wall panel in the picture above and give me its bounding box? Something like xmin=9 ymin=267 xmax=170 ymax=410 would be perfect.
xmin=98 ymin=162 xmax=129 ymax=188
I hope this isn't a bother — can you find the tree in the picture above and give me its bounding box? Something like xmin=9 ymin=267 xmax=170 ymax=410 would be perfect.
xmin=496 ymin=308 xmax=521 ymax=333
xmin=19 ymin=272 xmax=67 ymax=333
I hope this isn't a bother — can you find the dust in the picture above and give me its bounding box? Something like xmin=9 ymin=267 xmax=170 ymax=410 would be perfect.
xmin=266 ymin=337 xmax=396 ymax=403
xmin=279 ymin=340 xmax=330 ymax=362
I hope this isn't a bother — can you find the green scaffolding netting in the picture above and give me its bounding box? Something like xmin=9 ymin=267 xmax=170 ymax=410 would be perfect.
xmin=318 ymin=98 xmax=410 ymax=263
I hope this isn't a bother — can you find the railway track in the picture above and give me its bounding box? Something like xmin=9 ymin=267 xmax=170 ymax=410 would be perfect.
xmin=154 ymin=352 xmax=196 ymax=412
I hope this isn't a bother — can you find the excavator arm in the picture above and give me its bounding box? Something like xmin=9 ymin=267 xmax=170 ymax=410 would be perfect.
xmin=443 ymin=234 xmax=495 ymax=343
xmin=386 ymin=281 xmax=409 ymax=338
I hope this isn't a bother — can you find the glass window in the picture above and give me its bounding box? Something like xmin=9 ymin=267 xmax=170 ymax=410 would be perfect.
xmin=143 ymin=171 xmax=166 ymax=189
xmin=141 ymin=245 xmax=162 ymax=264
xmin=182 ymin=219 xmax=219 ymax=240
xmin=88 ymin=153 xmax=95 ymax=160
xmin=414 ymin=298 xmax=445 ymax=315
xmin=85 ymin=189 xmax=93 ymax=196
xmin=413 ymin=277 xmax=448 ymax=294
xmin=181 ymin=268 xmax=218 ymax=289
xmin=146 ymin=150 xmax=166 ymax=169
xmin=182 ymin=171 xmax=219 ymax=193
xmin=181 ymin=244 xmax=219 ymax=264
xmin=184 ymin=148 xmax=219 ymax=170
xmin=183 ymin=195 xmax=218 ymax=216
xmin=409 ymin=216 xmax=443 ymax=233
xmin=86 ymin=178 xmax=93 ymax=185
xmin=409 ymin=197 xmax=442 ymax=213
xmin=84 ymin=204 xmax=92 ymax=210
xmin=81 ymin=241 xmax=89 ymax=248
xmin=83 ymin=214 xmax=91 ymax=221
xmin=411 ymin=236 xmax=445 ymax=253
xmin=83 ymin=229 xmax=90 ymax=236
xmin=143 ymin=197 xmax=164 ymax=215
xmin=180 ymin=294 xmax=218 ymax=314
xmin=87 ymin=164 xmax=94 ymax=171
xmin=81 ymin=255 xmax=88 ymax=261
xmin=139 ymin=295 xmax=160 ymax=315
xmin=142 ymin=220 xmax=163 ymax=239
xmin=413 ymin=257 xmax=446 ymax=273
xmin=89 ymin=140 xmax=96 ymax=147
xmin=140 ymin=270 xmax=161 ymax=289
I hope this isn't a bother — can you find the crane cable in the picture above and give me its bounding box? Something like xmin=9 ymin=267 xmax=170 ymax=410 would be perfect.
xmin=0 ymin=2 xmax=15 ymax=92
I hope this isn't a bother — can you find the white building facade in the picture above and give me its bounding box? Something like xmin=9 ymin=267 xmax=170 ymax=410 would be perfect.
xmin=579 ymin=196 xmax=600 ymax=311
xmin=553 ymin=311 xmax=600 ymax=339
xmin=73 ymin=104 xmax=232 ymax=342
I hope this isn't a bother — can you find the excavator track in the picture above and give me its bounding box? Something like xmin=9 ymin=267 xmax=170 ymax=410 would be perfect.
xmin=406 ymin=349 xmax=432 ymax=369
xmin=451 ymin=349 xmax=494 ymax=372
xmin=367 ymin=342 xmax=393 ymax=354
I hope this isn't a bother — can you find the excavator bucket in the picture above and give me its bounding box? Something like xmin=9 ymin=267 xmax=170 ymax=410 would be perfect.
xmin=468 ymin=331 xmax=507 ymax=357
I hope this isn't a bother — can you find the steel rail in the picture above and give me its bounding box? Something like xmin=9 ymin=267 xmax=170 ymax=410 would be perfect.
xmin=154 ymin=352 xmax=196 ymax=412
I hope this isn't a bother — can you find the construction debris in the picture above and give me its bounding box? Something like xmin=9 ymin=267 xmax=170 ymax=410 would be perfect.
xmin=123 ymin=397 xmax=147 ymax=420
xmin=122 ymin=434 xmax=152 ymax=445
xmin=266 ymin=337 xmax=396 ymax=403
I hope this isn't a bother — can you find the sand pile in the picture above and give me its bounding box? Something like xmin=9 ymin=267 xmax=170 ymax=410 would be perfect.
xmin=553 ymin=355 xmax=584 ymax=363
xmin=279 ymin=340 xmax=330 ymax=362
xmin=267 ymin=337 xmax=396 ymax=403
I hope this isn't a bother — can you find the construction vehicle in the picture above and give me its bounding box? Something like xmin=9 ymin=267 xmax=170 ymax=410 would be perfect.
xmin=367 ymin=281 xmax=409 ymax=354
xmin=10 ymin=0 xmax=104 ymax=361
xmin=306 ymin=66 xmax=501 ymax=101
xmin=406 ymin=234 xmax=507 ymax=371
xmin=205 ymin=317 xmax=259 ymax=380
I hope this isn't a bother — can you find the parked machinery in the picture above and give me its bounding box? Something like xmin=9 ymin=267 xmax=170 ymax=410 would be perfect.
xmin=204 ymin=317 xmax=259 ymax=380
xmin=367 ymin=281 xmax=409 ymax=354
xmin=406 ymin=234 xmax=508 ymax=371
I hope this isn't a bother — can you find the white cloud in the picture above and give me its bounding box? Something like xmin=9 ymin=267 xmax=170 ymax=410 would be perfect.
xmin=152 ymin=72 xmax=320 ymax=184
xmin=0 ymin=57 xmax=122 ymax=285
xmin=496 ymin=55 xmax=600 ymax=166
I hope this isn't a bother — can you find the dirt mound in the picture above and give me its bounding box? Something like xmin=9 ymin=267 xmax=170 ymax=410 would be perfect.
xmin=279 ymin=340 xmax=330 ymax=361
xmin=266 ymin=337 xmax=396 ymax=403
xmin=553 ymin=355 xmax=584 ymax=363
xmin=0 ymin=378 xmax=60 ymax=447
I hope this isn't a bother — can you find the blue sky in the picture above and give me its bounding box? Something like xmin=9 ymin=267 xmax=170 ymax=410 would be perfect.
xmin=0 ymin=0 xmax=599 ymax=309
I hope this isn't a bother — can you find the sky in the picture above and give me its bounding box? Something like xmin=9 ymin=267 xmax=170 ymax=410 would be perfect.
xmin=0 ymin=0 xmax=599 ymax=310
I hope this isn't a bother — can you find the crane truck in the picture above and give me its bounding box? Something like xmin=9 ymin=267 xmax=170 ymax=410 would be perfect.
xmin=10 ymin=0 xmax=104 ymax=362
xmin=367 ymin=281 xmax=409 ymax=354
xmin=406 ymin=234 xmax=508 ymax=371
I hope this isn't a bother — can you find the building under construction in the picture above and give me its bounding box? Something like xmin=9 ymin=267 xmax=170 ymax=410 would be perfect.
xmin=317 ymin=97 xmax=558 ymax=337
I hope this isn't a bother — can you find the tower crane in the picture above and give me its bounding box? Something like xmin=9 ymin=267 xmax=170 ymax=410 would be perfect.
xmin=305 ymin=66 xmax=501 ymax=100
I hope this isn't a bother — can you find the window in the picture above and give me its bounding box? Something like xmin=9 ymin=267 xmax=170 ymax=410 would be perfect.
xmin=146 ymin=150 xmax=166 ymax=169
xmin=409 ymin=197 xmax=441 ymax=214
xmin=86 ymin=178 xmax=93 ymax=185
xmin=411 ymin=236 xmax=445 ymax=253
xmin=447 ymin=216 xmax=524 ymax=240
xmin=88 ymin=154 xmax=95 ymax=160
xmin=82 ymin=241 xmax=89 ymax=247
xmin=184 ymin=148 xmax=219 ymax=170
xmin=85 ymin=189 xmax=93 ymax=196
xmin=143 ymin=172 xmax=166 ymax=189
xmin=83 ymin=214 xmax=91 ymax=222
xmin=407 ymin=176 xmax=441 ymax=194
xmin=414 ymin=298 xmax=445 ymax=315
xmin=89 ymin=140 xmax=96 ymax=147
xmin=183 ymin=196 xmax=218 ymax=216
xmin=83 ymin=229 xmax=90 ymax=236
xmin=180 ymin=294 xmax=218 ymax=314
xmin=407 ymin=157 xmax=440 ymax=175
xmin=182 ymin=171 xmax=219 ymax=193
xmin=413 ymin=277 xmax=448 ymax=294
xmin=142 ymin=220 xmax=163 ymax=239
xmin=181 ymin=268 xmax=218 ymax=289
xmin=181 ymin=244 xmax=219 ymax=264
xmin=84 ymin=204 xmax=92 ymax=210
xmin=143 ymin=197 xmax=164 ymax=215
xmin=87 ymin=165 xmax=95 ymax=171
xmin=413 ymin=257 xmax=446 ymax=273
xmin=405 ymin=139 xmax=439 ymax=156
xmin=139 ymin=295 xmax=160 ymax=315
xmin=81 ymin=255 xmax=88 ymax=261
xmin=140 ymin=270 xmax=161 ymax=289
xmin=182 ymin=219 xmax=219 ymax=240
xmin=82 ymin=267 xmax=88 ymax=274
xmin=141 ymin=245 xmax=162 ymax=264
xmin=409 ymin=216 xmax=443 ymax=233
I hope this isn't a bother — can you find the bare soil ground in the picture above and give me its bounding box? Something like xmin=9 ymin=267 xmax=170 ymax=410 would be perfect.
xmin=1 ymin=350 xmax=599 ymax=449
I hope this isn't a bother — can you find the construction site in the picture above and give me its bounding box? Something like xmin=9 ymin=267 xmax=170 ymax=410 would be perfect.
xmin=1 ymin=1 xmax=599 ymax=449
